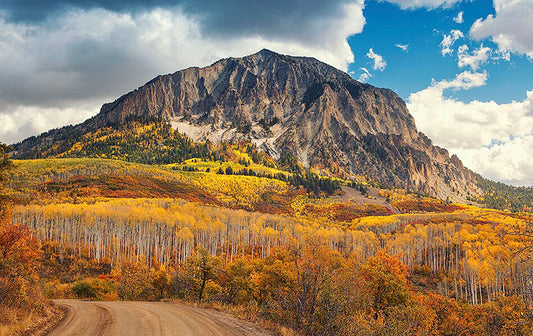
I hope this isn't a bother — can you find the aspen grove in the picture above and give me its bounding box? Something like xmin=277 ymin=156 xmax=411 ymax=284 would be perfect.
xmin=13 ymin=198 xmax=533 ymax=307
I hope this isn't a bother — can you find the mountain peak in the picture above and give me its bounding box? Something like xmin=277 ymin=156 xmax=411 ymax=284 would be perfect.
xmin=256 ymin=48 xmax=277 ymax=56
xmin=12 ymin=50 xmax=477 ymax=201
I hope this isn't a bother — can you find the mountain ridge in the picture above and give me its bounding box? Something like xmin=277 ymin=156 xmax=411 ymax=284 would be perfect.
xmin=12 ymin=49 xmax=477 ymax=201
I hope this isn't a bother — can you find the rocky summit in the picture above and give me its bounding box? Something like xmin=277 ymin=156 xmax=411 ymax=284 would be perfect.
xmin=12 ymin=49 xmax=478 ymax=200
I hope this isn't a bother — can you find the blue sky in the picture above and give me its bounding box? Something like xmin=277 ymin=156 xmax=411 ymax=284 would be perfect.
xmin=0 ymin=0 xmax=532 ymax=185
xmin=349 ymin=0 xmax=531 ymax=104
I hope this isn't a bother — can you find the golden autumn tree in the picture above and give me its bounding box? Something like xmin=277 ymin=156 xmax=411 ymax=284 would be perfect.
xmin=0 ymin=142 xmax=43 ymax=328
xmin=0 ymin=143 xmax=13 ymax=217
xmin=359 ymin=251 xmax=411 ymax=314
xmin=176 ymin=247 xmax=221 ymax=301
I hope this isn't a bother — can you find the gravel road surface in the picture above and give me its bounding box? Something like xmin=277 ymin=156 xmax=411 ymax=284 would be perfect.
xmin=50 ymin=300 xmax=273 ymax=336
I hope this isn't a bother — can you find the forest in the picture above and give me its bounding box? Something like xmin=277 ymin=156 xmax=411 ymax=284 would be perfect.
xmin=2 ymin=135 xmax=533 ymax=335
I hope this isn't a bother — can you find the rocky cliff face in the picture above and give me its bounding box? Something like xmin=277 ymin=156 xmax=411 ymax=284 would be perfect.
xmin=13 ymin=49 xmax=478 ymax=200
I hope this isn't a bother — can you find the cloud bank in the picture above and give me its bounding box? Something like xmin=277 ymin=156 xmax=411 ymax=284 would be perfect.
xmin=0 ymin=1 xmax=365 ymax=144
xmin=470 ymin=0 xmax=533 ymax=59
xmin=408 ymin=72 xmax=533 ymax=186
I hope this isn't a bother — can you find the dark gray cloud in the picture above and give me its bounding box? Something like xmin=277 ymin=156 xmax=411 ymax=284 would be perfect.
xmin=1 ymin=0 xmax=356 ymax=45
xmin=183 ymin=0 xmax=355 ymax=43
xmin=1 ymin=0 xmax=350 ymax=26
xmin=0 ymin=0 xmax=178 ymax=21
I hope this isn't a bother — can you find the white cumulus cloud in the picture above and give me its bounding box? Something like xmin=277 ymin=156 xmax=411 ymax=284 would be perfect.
xmin=453 ymin=11 xmax=464 ymax=24
xmin=432 ymin=70 xmax=488 ymax=91
xmin=465 ymin=135 xmax=533 ymax=187
xmin=440 ymin=29 xmax=464 ymax=56
xmin=457 ymin=44 xmax=492 ymax=71
xmin=470 ymin=0 xmax=533 ymax=59
xmin=366 ymin=48 xmax=387 ymax=71
xmin=408 ymin=72 xmax=533 ymax=186
xmin=358 ymin=67 xmax=372 ymax=82
xmin=396 ymin=43 xmax=409 ymax=52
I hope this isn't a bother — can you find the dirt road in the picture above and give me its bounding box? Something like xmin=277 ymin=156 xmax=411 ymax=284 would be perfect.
xmin=331 ymin=186 xmax=399 ymax=213
xmin=50 ymin=300 xmax=273 ymax=336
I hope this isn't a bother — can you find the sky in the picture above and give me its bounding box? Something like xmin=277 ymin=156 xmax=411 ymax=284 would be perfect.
xmin=0 ymin=0 xmax=532 ymax=186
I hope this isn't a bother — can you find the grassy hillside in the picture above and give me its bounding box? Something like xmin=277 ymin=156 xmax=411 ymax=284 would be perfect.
xmin=7 ymin=157 xmax=466 ymax=221
xmin=13 ymin=118 xmax=533 ymax=211
xmin=7 ymin=158 xmax=216 ymax=204
xmin=8 ymin=158 xmax=340 ymax=214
